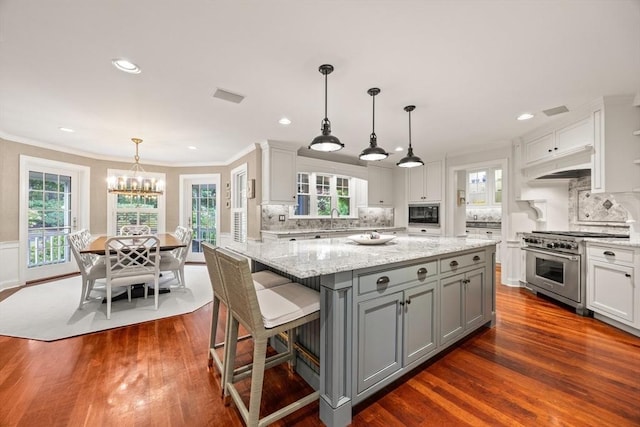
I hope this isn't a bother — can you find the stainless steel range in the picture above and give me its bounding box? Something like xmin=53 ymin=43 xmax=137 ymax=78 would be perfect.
xmin=522 ymin=231 xmax=628 ymax=315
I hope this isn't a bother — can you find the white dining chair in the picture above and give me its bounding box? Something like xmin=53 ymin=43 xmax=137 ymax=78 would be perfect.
xmin=119 ymin=224 xmax=152 ymax=236
xmin=104 ymin=235 xmax=160 ymax=319
xmin=69 ymin=229 xmax=107 ymax=309
xmin=159 ymin=226 xmax=193 ymax=288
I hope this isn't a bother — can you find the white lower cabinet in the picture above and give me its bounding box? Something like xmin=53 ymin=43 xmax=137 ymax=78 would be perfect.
xmin=587 ymin=244 xmax=638 ymax=329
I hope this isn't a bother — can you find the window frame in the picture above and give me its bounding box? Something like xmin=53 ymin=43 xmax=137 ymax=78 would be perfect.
xmin=291 ymin=171 xmax=357 ymax=218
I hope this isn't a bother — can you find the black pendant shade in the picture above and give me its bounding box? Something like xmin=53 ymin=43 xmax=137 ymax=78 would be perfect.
xmin=396 ymin=105 xmax=424 ymax=168
xmin=309 ymin=64 xmax=344 ymax=152
xmin=359 ymin=88 xmax=389 ymax=161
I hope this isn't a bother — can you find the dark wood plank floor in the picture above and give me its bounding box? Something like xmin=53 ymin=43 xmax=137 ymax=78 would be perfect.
xmin=1 ymin=268 xmax=639 ymax=426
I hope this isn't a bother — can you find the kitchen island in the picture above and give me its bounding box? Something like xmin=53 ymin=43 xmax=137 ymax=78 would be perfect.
xmin=227 ymin=235 xmax=497 ymax=427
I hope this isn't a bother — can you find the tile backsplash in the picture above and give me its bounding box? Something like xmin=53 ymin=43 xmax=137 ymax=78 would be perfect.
xmin=261 ymin=205 xmax=394 ymax=230
xmin=568 ymin=176 xmax=630 ymax=233
xmin=466 ymin=207 xmax=502 ymax=222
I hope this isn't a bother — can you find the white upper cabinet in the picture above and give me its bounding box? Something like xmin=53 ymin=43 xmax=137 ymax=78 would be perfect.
xmin=408 ymin=160 xmax=442 ymax=202
xmin=523 ymin=117 xmax=592 ymax=166
xmin=367 ymin=165 xmax=394 ymax=207
xmin=261 ymin=141 xmax=297 ymax=205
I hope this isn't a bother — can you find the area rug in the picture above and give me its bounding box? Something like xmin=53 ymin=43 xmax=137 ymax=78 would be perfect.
xmin=0 ymin=264 xmax=212 ymax=341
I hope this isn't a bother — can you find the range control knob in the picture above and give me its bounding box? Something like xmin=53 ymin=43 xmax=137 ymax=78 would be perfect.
xmin=547 ymin=243 xmax=554 ymax=248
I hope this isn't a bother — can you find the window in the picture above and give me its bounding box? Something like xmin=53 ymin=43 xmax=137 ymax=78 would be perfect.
xmin=494 ymin=169 xmax=502 ymax=203
xmin=466 ymin=168 xmax=502 ymax=206
xmin=27 ymin=171 xmax=72 ymax=268
xmin=293 ymin=172 xmax=354 ymax=217
xmin=115 ymin=195 xmax=159 ymax=233
xmin=107 ymin=168 xmax=165 ymax=235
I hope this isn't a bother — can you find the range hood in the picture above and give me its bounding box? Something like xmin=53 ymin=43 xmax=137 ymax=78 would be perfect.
xmin=535 ymin=168 xmax=591 ymax=180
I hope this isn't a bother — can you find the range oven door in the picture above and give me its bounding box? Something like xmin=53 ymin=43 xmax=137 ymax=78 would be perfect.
xmin=523 ymin=247 xmax=581 ymax=303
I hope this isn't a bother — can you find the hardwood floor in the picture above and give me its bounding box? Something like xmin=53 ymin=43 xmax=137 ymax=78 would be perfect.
xmin=1 ymin=269 xmax=639 ymax=426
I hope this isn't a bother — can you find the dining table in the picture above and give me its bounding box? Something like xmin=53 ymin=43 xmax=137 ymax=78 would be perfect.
xmin=80 ymin=233 xmax=186 ymax=300
xmin=80 ymin=233 xmax=185 ymax=255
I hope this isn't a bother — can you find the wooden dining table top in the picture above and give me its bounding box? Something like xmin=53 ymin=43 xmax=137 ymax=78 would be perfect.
xmin=80 ymin=233 xmax=185 ymax=255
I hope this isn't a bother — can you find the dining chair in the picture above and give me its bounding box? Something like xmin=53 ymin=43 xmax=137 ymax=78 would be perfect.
xmin=216 ymin=247 xmax=320 ymax=427
xmin=203 ymin=243 xmax=292 ymax=396
xmin=69 ymin=229 xmax=107 ymax=309
xmin=159 ymin=226 xmax=193 ymax=288
xmin=119 ymin=224 xmax=152 ymax=236
xmin=104 ymin=235 xmax=160 ymax=319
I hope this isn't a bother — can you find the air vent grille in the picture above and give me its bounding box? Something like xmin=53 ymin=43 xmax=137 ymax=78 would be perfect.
xmin=213 ymin=88 xmax=245 ymax=104
xmin=543 ymin=105 xmax=569 ymax=116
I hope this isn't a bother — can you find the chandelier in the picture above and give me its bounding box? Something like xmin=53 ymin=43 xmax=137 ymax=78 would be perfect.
xmin=107 ymin=138 xmax=164 ymax=195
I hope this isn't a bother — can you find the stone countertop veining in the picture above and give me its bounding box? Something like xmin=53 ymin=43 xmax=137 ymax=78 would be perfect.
xmin=261 ymin=226 xmax=405 ymax=236
xmin=226 ymin=236 xmax=496 ymax=278
xmin=584 ymin=238 xmax=639 ymax=248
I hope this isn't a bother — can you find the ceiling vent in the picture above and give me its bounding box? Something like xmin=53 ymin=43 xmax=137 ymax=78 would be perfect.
xmin=542 ymin=105 xmax=569 ymax=116
xmin=212 ymin=88 xmax=245 ymax=104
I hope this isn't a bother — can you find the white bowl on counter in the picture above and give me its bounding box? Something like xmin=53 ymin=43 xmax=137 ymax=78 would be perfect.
xmin=347 ymin=234 xmax=396 ymax=245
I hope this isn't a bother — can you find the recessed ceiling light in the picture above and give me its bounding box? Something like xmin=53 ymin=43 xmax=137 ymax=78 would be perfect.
xmin=395 ymin=146 xmax=404 ymax=152
xmin=278 ymin=117 xmax=292 ymax=125
xmin=517 ymin=113 xmax=534 ymax=121
xmin=188 ymin=146 xmax=197 ymax=150
xmin=112 ymin=58 xmax=141 ymax=74
xmin=58 ymin=127 xmax=75 ymax=133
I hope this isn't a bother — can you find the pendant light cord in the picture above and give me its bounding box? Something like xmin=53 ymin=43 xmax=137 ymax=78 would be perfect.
xmin=371 ymin=93 xmax=376 ymax=137
xmin=324 ymin=71 xmax=328 ymax=121
xmin=408 ymin=110 xmax=412 ymax=148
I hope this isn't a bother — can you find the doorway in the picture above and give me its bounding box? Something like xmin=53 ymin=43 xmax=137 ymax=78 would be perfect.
xmin=180 ymin=174 xmax=220 ymax=262
xmin=19 ymin=156 xmax=90 ymax=282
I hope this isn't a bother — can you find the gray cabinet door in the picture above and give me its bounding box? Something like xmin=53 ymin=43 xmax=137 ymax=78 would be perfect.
xmin=357 ymin=292 xmax=403 ymax=394
xmin=440 ymin=273 xmax=464 ymax=345
xmin=403 ymin=280 xmax=438 ymax=366
xmin=465 ymin=267 xmax=486 ymax=330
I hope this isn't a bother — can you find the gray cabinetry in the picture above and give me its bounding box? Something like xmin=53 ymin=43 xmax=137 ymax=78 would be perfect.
xmin=439 ymin=251 xmax=486 ymax=347
xmin=355 ymin=262 xmax=438 ymax=397
xmin=356 ymin=292 xmax=403 ymax=394
xmin=403 ymin=281 xmax=438 ymax=366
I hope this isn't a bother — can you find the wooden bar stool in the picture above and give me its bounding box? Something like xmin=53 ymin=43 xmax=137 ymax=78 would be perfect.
xmin=203 ymin=243 xmax=291 ymax=395
xmin=216 ymin=247 xmax=320 ymax=427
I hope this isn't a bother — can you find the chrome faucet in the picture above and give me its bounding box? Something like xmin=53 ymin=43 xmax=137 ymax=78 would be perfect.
xmin=330 ymin=208 xmax=339 ymax=229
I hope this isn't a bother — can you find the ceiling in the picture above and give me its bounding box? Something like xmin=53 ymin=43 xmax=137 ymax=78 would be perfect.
xmin=1 ymin=0 xmax=639 ymax=166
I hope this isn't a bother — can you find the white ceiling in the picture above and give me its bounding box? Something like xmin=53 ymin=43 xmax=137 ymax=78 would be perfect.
xmin=1 ymin=0 xmax=639 ymax=166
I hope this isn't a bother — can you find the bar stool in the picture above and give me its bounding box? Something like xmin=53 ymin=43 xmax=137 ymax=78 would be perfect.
xmin=203 ymin=243 xmax=291 ymax=394
xmin=216 ymin=247 xmax=320 ymax=427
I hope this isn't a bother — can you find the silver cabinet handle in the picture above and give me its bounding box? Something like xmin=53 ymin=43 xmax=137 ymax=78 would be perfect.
xmin=603 ymin=251 xmax=615 ymax=256
xmin=450 ymin=260 xmax=459 ymax=267
xmin=417 ymin=267 xmax=428 ymax=276
xmin=376 ymin=276 xmax=390 ymax=286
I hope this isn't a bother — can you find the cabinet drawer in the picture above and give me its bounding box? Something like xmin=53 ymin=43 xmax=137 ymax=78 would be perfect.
xmin=588 ymin=245 xmax=635 ymax=264
xmin=358 ymin=261 xmax=437 ymax=295
xmin=440 ymin=251 xmax=485 ymax=274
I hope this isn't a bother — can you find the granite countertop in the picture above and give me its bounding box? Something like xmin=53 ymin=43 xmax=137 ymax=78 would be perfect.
xmin=226 ymin=236 xmax=496 ymax=278
xmin=261 ymin=226 xmax=405 ymax=236
xmin=584 ymin=238 xmax=640 ymax=248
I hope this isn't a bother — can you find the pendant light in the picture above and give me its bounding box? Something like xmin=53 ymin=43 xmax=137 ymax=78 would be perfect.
xmin=359 ymin=88 xmax=389 ymax=161
xmin=309 ymin=64 xmax=343 ymax=152
xmin=396 ymin=105 xmax=424 ymax=168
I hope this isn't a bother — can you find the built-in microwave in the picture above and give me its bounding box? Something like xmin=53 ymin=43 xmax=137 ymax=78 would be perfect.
xmin=408 ymin=203 xmax=440 ymax=227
